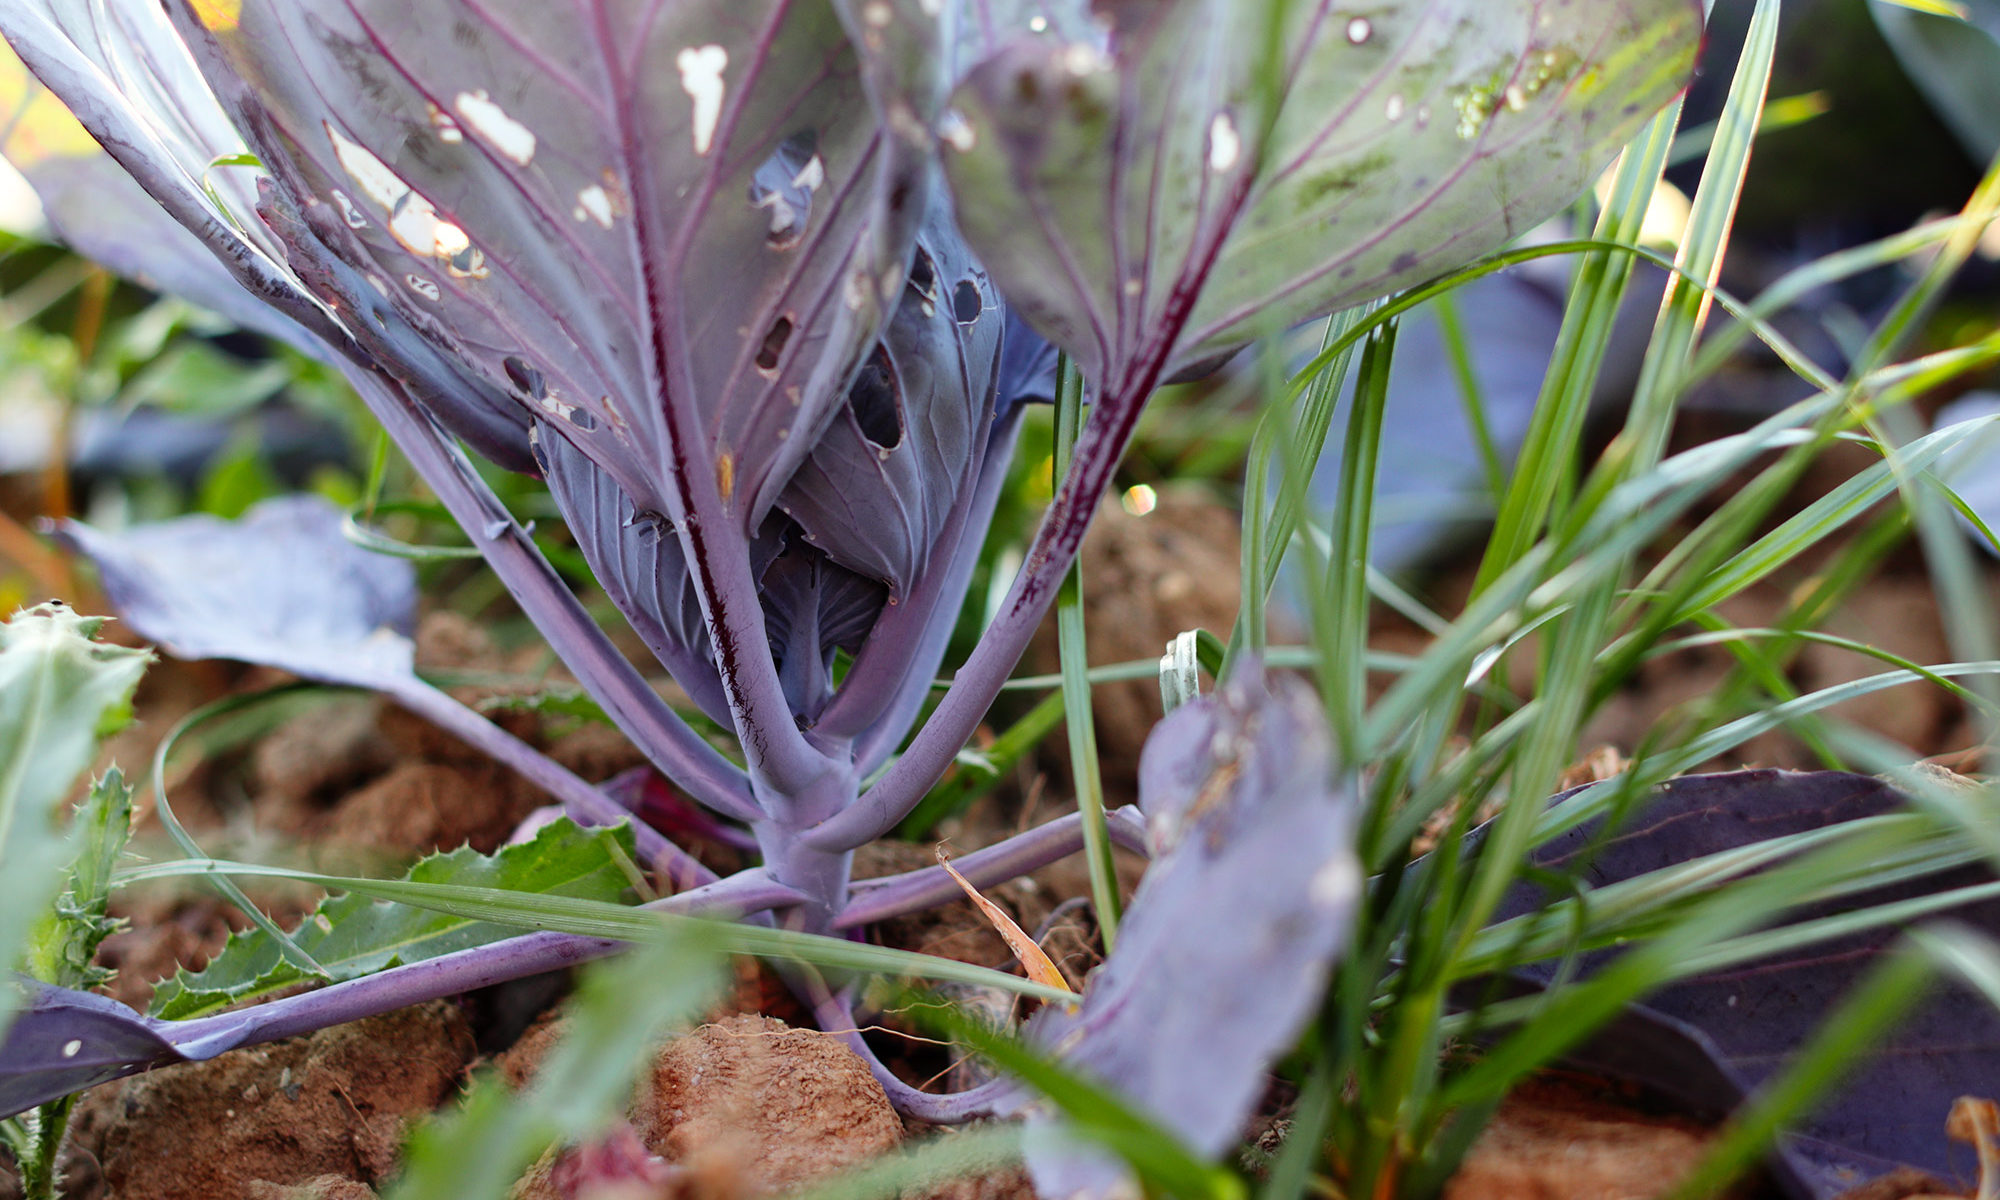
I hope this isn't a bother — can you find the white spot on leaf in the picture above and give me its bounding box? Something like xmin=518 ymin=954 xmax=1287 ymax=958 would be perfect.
xmin=432 ymin=221 xmax=470 ymax=258
xmin=426 ymin=102 xmax=463 ymax=143
xmin=1207 ymin=112 xmax=1240 ymax=172
xmin=452 ymin=90 xmax=537 ymax=165
xmin=1384 ymin=93 xmax=1405 ymax=121
xmin=574 ymin=184 xmax=615 ymax=228
xmin=677 ymin=45 xmax=729 ymax=156
xmin=1028 ymin=14 xmax=1048 ymax=32
xmin=325 ymin=122 xmax=407 ymax=212
xmin=1345 ymin=16 xmax=1371 ymax=43
xmin=405 ymin=273 xmax=441 ymax=301
xmin=61 ymin=1039 xmax=82 ymax=1059
xmin=938 ymin=109 xmax=976 ymax=153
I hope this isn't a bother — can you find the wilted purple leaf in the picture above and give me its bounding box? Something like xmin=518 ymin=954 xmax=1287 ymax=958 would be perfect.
xmin=1497 ymin=769 xmax=2000 ymax=1197
xmin=173 ymin=1 xmax=923 ymax=535
xmin=1021 ymin=664 xmax=1360 ymax=1198
xmin=942 ymin=0 xmax=1702 ymax=387
xmin=53 ymin=493 xmax=416 ymax=691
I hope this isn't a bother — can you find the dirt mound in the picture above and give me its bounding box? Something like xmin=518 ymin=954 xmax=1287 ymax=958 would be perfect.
xmin=66 ymin=1001 xmax=474 ymax=1200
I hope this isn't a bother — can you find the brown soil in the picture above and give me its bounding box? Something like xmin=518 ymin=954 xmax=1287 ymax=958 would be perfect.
xmin=12 ymin=436 xmax=1991 ymax=1199
xmin=1027 ymin=490 xmax=1244 ymax=794
xmin=59 ymin=1001 xmax=474 ymax=1200
xmin=1444 ymin=1075 xmax=1763 ymax=1200
xmin=508 ymin=1014 xmax=903 ymax=1200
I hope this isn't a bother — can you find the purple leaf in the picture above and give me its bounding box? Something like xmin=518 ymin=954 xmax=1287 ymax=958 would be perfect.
xmin=531 ymin=423 xmax=737 ymax=728
xmin=1498 ymin=769 xmax=2000 ymax=1197
xmin=0 ymin=51 xmax=327 ymax=360
xmin=53 ymin=494 xmax=416 ymax=691
xmin=758 ymin=540 xmax=888 ymax=720
xmin=777 ymin=189 xmax=1003 ymax=601
xmin=173 ymin=1 xmax=924 ymax=536
xmin=1021 ymin=664 xmax=1360 ymax=1198
xmin=942 ymin=0 xmax=1702 ymax=387
xmin=0 ymin=3 xmax=305 ymax=310
xmin=0 ymin=984 xmax=196 ymax=1120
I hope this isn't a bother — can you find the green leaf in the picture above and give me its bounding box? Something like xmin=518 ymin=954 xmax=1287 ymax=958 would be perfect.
xmin=0 ymin=604 xmax=149 ymax=1032
xmin=25 ymin=769 xmax=134 ymax=992
xmin=149 ymin=818 xmax=640 ymax=1019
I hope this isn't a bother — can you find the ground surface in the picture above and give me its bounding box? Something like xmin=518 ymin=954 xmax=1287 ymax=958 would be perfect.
xmin=2 ymin=478 xmax=1991 ymax=1200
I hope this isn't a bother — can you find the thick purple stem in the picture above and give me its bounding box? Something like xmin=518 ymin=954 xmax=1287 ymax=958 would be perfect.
xmin=601 ymin=1 xmax=839 ymax=806
xmin=165 ymin=869 xmax=803 ymax=1058
xmin=388 ymin=682 xmax=717 ymax=887
xmin=751 ymin=765 xmax=863 ymax=934
xmin=838 ymin=807 xmax=1149 ymax=930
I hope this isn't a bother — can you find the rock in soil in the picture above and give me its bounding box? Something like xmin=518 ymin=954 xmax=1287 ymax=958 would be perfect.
xmin=514 ymin=1013 xmax=902 ymax=1199
xmin=636 ymin=1015 xmax=902 ymax=1190
xmin=65 ymin=1000 xmax=474 ymax=1200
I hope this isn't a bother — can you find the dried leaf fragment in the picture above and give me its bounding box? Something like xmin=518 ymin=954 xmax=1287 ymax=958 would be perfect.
xmin=937 ymin=845 xmax=1074 ymax=999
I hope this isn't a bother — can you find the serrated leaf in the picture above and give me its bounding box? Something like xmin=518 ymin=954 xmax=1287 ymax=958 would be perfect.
xmin=25 ymin=769 xmax=134 ymax=993
xmin=0 ymin=604 xmax=150 ymax=1034
xmin=150 ymin=818 xmax=639 ymax=1020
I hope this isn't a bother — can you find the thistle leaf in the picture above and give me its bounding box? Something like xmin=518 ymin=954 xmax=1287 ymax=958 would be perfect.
xmin=0 ymin=605 xmax=150 ymax=1034
xmin=150 ymin=817 xmax=640 ymax=1020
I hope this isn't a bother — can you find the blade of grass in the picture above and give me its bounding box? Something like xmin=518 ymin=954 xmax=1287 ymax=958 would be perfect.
xmin=1051 ymin=352 xmax=1121 ymax=949
xmin=115 ymin=856 xmax=1077 ymax=1004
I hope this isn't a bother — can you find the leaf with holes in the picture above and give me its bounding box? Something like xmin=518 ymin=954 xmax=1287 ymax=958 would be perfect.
xmin=778 ymin=190 xmax=1003 ymax=603
xmin=942 ymin=0 xmax=1701 ymax=393
xmin=168 ymin=0 xmax=934 ymax=534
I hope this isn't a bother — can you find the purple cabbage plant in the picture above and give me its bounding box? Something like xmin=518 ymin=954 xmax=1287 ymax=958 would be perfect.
xmin=0 ymin=0 xmax=1698 ymax=1156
